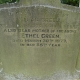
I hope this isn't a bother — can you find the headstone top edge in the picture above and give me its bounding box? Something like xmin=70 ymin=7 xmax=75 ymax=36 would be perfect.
xmin=0 ymin=4 xmax=80 ymax=13
xmin=0 ymin=0 xmax=80 ymax=13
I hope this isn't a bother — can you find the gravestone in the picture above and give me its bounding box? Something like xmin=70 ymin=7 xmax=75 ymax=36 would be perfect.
xmin=79 ymin=0 xmax=80 ymax=7
xmin=0 ymin=0 xmax=80 ymax=80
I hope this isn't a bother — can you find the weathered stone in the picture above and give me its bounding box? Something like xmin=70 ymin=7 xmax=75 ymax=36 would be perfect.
xmin=0 ymin=0 xmax=80 ymax=80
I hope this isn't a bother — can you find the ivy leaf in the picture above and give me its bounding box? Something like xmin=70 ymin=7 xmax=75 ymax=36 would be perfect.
xmin=0 ymin=0 xmax=19 ymax=4
xmin=61 ymin=0 xmax=79 ymax=7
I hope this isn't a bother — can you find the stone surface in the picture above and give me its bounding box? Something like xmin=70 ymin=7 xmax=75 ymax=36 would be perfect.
xmin=0 ymin=0 xmax=80 ymax=80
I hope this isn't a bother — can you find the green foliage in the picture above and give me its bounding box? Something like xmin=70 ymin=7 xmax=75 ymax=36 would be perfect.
xmin=0 ymin=0 xmax=19 ymax=4
xmin=61 ymin=0 xmax=79 ymax=7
